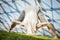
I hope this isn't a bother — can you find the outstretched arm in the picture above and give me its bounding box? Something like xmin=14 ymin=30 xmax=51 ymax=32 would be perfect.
xmin=37 ymin=12 xmax=46 ymax=22
xmin=9 ymin=11 xmax=25 ymax=32
xmin=17 ymin=10 xmax=25 ymax=22
xmin=36 ymin=12 xmax=57 ymax=38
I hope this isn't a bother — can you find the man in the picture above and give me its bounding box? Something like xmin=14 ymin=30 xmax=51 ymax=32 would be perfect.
xmin=9 ymin=0 xmax=57 ymax=38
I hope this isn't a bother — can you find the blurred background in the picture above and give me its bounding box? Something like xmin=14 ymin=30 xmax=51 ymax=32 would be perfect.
xmin=0 ymin=0 xmax=60 ymax=37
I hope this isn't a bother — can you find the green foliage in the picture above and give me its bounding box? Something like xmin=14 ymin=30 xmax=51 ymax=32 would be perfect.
xmin=0 ymin=30 xmax=60 ymax=40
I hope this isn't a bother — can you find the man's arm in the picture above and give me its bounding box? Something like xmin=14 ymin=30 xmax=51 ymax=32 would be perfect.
xmin=9 ymin=10 xmax=25 ymax=32
xmin=38 ymin=12 xmax=46 ymax=22
xmin=17 ymin=10 xmax=25 ymax=22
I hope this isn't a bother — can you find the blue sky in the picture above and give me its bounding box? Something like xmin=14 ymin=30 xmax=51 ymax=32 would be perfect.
xmin=0 ymin=0 xmax=60 ymax=36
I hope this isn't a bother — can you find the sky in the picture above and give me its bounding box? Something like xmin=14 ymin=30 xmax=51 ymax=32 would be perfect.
xmin=0 ymin=0 xmax=60 ymax=37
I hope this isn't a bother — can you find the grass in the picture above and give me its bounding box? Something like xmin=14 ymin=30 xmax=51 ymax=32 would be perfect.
xmin=0 ymin=30 xmax=60 ymax=40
